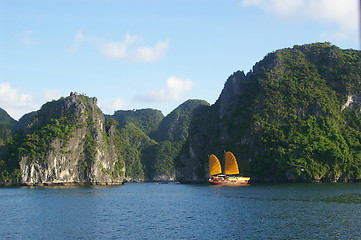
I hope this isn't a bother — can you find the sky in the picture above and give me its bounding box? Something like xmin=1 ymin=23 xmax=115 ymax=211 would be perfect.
xmin=0 ymin=0 xmax=360 ymax=120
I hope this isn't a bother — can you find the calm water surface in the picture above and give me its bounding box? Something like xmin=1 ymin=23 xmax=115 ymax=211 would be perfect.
xmin=1 ymin=183 xmax=360 ymax=239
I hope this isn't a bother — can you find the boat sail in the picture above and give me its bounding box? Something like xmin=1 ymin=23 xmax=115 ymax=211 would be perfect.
xmin=208 ymin=151 xmax=250 ymax=185
xmin=224 ymin=151 xmax=239 ymax=175
xmin=209 ymin=154 xmax=222 ymax=176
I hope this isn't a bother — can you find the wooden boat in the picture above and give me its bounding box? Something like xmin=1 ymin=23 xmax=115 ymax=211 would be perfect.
xmin=208 ymin=152 xmax=250 ymax=185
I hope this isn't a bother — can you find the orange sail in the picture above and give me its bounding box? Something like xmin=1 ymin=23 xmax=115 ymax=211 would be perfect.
xmin=209 ymin=154 xmax=222 ymax=176
xmin=209 ymin=152 xmax=250 ymax=185
xmin=224 ymin=151 xmax=239 ymax=175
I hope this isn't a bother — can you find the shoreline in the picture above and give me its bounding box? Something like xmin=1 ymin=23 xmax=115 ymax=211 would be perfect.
xmin=1 ymin=179 xmax=361 ymax=187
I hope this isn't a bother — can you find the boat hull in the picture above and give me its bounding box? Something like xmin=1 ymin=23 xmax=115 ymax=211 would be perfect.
xmin=209 ymin=176 xmax=250 ymax=186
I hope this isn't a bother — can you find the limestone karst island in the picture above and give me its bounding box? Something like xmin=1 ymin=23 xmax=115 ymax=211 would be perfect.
xmin=0 ymin=43 xmax=360 ymax=186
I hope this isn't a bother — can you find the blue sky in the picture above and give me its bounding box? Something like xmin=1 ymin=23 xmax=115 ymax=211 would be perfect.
xmin=0 ymin=0 xmax=359 ymax=120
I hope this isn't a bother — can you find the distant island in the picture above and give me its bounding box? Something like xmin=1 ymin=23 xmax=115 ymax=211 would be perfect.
xmin=0 ymin=42 xmax=360 ymax=186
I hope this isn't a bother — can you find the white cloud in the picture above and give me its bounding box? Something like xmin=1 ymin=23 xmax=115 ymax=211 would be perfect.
xmin=138 ymin=76 xmax=193 ymax=102
xmin=18 ymin=30 xmax=37 ymax=46
xmin=100 ymin=34 xmax=140 ymax=59
xmin=0 ymin=83 xmax=65 ymax=120
xmin=129 ymin=39 xmax=169 ymax=62
xmin=68 ymin=30 xmax=101 ymax=53
xmin=41 ymin=89 xmax=63 ymax=102
xmin=69 ymin=31 xmax=169 ymax=62
xmin=240 ymin=0 xmax=359 ymax=42
xmin=0 ymin=82 xmax=37 ymax=120
xmin=109 ymin=98 xmax=127 ymax=112
xmin=241 ymin=0 xmax=304 ymax=17
xmin=100 ymin=34 xmax=169 ymax=62
xmin=68 ymin=31 xmax=86 ymax=52
xmin=98 ymin=98 xmax=135 ymax=115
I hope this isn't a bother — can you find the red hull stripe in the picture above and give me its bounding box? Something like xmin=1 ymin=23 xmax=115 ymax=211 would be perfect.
xmin=209 ymin=180 xmax=249 ymax=185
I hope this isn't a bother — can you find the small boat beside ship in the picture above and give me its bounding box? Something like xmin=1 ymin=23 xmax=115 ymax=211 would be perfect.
xmin=157 ymin=181 xmax=169 ymax=184
xmin=208 ymin=151 xmax=250 ymax=185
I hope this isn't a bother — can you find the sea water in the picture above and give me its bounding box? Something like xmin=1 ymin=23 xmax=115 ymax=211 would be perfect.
xmin=1 ymin=183 xmax=360 ymax=239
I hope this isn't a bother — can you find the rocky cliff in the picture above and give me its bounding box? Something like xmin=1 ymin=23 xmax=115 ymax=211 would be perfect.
xmin=141 ymin=99 xmax=210 ymax=181
xmin=153 ymin=99 xmax=209 ymax=142
xmin=177 ymin=43 xmax=361 ymax=183
xmin=113 ymin=99 xmax=209 ymax=182
xmin=18 ymin=92 xmax=124 ymax=185
xmin=1 ymin=42 xmax=360 ymax=185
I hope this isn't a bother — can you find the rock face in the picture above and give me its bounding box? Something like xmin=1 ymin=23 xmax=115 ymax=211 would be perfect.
xmin=153 ymin=99 xmax=210 ymax=142
xmin=175 ymin=75 xmax=243 ymax=183
xmin=115 ymin=99 xmax=209 ymax=182
xmin=341 ymin=94 xmax=361 ymax=112
xmin=2 ymin=42 xmax=360 ymax=185
xmin=19 ymin=93 xmax=124 ymax=185
xmin=176 ymin=43 xmax=361 ymax=183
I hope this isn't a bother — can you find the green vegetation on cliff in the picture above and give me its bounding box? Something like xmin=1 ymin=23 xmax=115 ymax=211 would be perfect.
xmin=1 ymin=93 xmax=126 ymax=185
xmin=179 ymin=42 xmax=361 ymax=182
xmin=141 ymin=141 xmax=181 ymax=180
xmin=19 ymin=117 xmax=76 ymax=163
xmin=118 ymin=122 xmax=156 ymax=181
xmin=153 ymin=99 xmax=209 ymax=142
xmin=0 ymin=108 xmax=17 ymax=144
xmin=1 ymin=43 xmax=360 ymax=184
xmin=0 ymin=102 xmax=78 ymax=183
xmin=0 ymin=135 xmax=22 ymax=184
xmin=112 ymin=100 xmax=209 ymax=181
xmin=248 ymin=43 xmax=361 ymax=181
xmin=112 ymin=109 xmax=164 ymax=136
